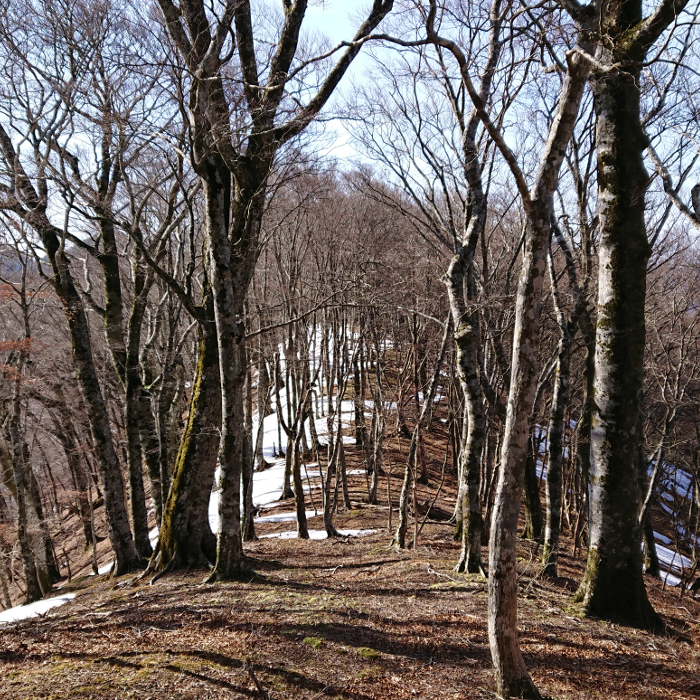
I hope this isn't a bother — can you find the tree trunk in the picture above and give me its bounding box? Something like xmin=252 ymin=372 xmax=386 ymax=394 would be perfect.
xmin=643 ymin=515 xmax=660 ymax=578
xmin=487 ymin=51 xmax=590 ymax=699
xmin=521 ymin=434 xmax=544 ymax=541
xmin=5 ymin=434 xmax=42 ymax=602
xmin=255 ymin=346 xmax=269 ymax=470
xmin=207 ymin=161 xmax=254 ymax=581
xmin=124 ymin=374 xmax=153 ymax=558
xmin=293 ymin=437 xmax=309 ymax=539
xmin=574 ymin=32 xmax=660 ymax=630
xmin=101 ymin=219 xmax=154 ymax=558
xmin=139 ymin=390 xmax=164 ymax=528
xmin=395 ymin=316 xmax=451 ymax=549
xmin=148 ymin=298 xmax=221 ymax=572
xmin=575 ymin=314 xmax=595 ymax=546
xmin=322 ymin=434 xmax=341 ymax=537
xmin=242 ymin=358 xmax=256 ymax=542
xmin=37 ymin=222 xmax=143 ymax=575
xmin=339 ymin=438 xmax=351 ymax=510
xmin=543 ymin=336 xmax=571 ymax=576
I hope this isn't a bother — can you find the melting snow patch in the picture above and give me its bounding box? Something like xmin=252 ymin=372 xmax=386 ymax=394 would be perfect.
xmin=254 ymin=510 xmax=317 ymax=523
xmin=260 ymin=529 xmax=376 ymax=540
xmin=0 ymin=593 xmax=76 ymax=625
xmin=662 ymin=571 xmax=682 ymax=587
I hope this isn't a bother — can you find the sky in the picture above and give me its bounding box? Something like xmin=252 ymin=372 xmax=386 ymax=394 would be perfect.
xmin=300 ymin=0 xmax=384 ymax=163
xmin=304 ymin=0 xmax=368 ymax=45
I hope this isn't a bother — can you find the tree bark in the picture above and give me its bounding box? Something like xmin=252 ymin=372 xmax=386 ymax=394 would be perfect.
xmin=484 ymin=52 xmax=591 ymax=700
xmin=574 ymin=13 xmax=664 ymax=629
xmin=148 ymin=296 xmax=221 ymax=572
xmin=522 ymin=434 xmax=544 ymax=541
xmin=542 ymin=339 xmax=570 ymax=576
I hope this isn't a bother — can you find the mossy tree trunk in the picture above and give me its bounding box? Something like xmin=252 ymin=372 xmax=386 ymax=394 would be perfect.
xmin=156 ymin=0 xmax=394 ymax=580
xmin=149 ymin=295 xmax=221 ymax=572
xmin=208 ymin=160 xmax=256 ymax=581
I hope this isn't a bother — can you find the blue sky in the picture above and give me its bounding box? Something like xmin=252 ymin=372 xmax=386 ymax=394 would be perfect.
xmin=301 ymin=0 xmax=381 ymax=162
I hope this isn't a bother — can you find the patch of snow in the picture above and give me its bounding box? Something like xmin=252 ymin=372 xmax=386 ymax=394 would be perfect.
xmin=0 ymin=593 xmax=76 ymax=625
xmin=535 ymin=460 xmax=547 ymax=479
xmin=260 ymin=529 xmax=377 ymax=540
xmin=655 ymin=542 xmax=693 ymax=574
xmin=653 ymin=531 xmax=671 ymax=545
xmin=254 ymin=510 xmax=317 ymax=523
xmin=662 ymin=571 xmax=682 ymax=587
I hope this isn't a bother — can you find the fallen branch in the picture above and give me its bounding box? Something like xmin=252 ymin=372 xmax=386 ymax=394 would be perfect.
xmin=245 ymin=657 xmax=269 ymax=700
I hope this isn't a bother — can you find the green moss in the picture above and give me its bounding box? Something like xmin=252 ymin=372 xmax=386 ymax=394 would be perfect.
xmin=355 ymin=647 xmax=380 ymax=660
xmin=302 ymin=636 xmax=323 ymax=649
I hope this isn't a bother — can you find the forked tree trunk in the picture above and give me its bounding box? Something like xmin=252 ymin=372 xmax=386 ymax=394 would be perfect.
xmin=208 ymin=162 xmax=263 ymax=580
xmin=485 ymin=53 xmax=590 ymax=700
xmin=322 ymin=434 xmax=341 ymax=537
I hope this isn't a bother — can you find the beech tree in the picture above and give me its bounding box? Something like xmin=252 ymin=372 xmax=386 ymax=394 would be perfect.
xmin=560 ymin=0 xmax=693 ymax=630
xmin=153 ymin=0 xmax=395 ymax=579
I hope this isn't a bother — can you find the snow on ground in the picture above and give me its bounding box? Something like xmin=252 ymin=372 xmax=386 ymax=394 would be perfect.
xmin=417 ymin=391 xmax=446 ymax=404
xmin=656 ymin=541 xmax=693 ymax=574
xmin=662 ymin=571 xmax=682 ymax=587
xmin=260 ymin=529 xmax=377 ymax=540
xmin=254 ymin=510 xmax=318 ymax=523
xmin=0 ymin=593 xmax=76 ymax=626
xmin=206 ymin=388 xmax=367 ymax=532
xmin=654 ymin=531 xmax=672 ymax=545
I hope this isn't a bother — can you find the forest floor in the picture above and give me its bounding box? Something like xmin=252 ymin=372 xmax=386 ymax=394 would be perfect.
xmin=2 ymin=432 xmax=700 ymax=700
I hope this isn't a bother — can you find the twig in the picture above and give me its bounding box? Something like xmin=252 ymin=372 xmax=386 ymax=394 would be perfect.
xmin=313 ymin=565 xmax=343 ymax=579
xmin=245 ymin=657 xmax=269 ymax=700
xmin=426 ymin=564 xmax=460 ymax=582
